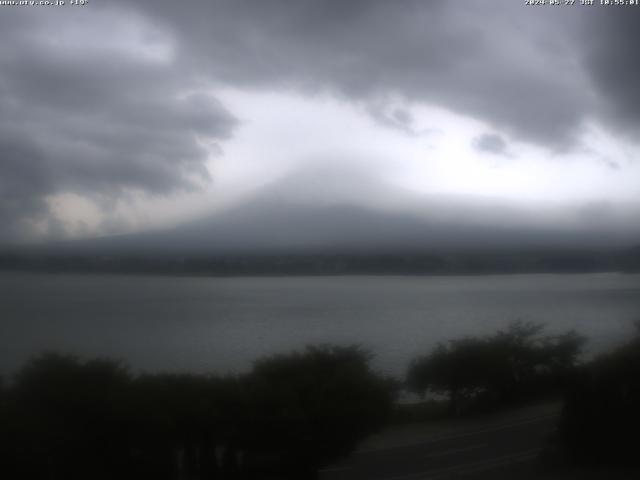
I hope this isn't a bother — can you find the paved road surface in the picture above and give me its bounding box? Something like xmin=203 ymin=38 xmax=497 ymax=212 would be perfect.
xmin=319 ymin=403 xmax=560 ymax=480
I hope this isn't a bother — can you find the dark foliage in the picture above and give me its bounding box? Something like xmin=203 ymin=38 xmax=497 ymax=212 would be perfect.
xmin=407 ymin=321 xmax=585 ymax=415
xmin=243 ymin=346 xmax=396 ymax=475
xmin=3 ymin=353 xmax=131 ymax=479
xmin=559 ymin=330 xmax=640 ymax=467
xmin=0 ymin=347 xmax=395 ymax=479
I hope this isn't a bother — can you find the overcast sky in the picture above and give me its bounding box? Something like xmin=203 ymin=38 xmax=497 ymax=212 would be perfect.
xmin=1 ymin=0 xmax=639 ymax=243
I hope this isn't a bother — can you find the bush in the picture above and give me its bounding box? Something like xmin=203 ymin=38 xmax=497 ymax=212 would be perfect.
xmin=243 ymin=345 xmax=397 ymax=476
xmin=559 ymin=334 xmax=640 ymax=467
xmin=407 ymin=322 xmax=585 ymax=415
xmin=3 ymin=353 xmax=132 ymax=479
xmin=0 ymin=346 xmax=396 ymax=479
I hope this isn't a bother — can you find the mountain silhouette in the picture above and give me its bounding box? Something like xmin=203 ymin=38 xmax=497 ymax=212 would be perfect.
xmin=48 ymin=167 xmax=639 ymax=257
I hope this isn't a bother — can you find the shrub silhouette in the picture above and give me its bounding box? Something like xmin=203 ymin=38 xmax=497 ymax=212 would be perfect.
xmin=3 ymin=353 xmax=131 ymax=479
xmin=124 ymin=373 xmax=244 ymax=479
xmin=0 ymin=346 xmax=395 ymax=479
xmin=407 ymin=321 xmax=585 ymax=415
xmin=242 ymin=345 xmax=396 ymax=477
xmin=559 ymin=331 xmax=640 ymax=467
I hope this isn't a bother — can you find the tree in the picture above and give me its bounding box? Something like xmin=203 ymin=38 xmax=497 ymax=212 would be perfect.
xmin=559 ymin=332 xmax=640 ymax=467
xmin=0 ymin=347 xmax=396 ymax=480
xmin=407 ymin=337 xmax=493 ymax=415
xmin=6 ymin=353 xmax=131 ymax=479
xmin=126 ymin=372 xmax=242 ymax=479
xmin=407 ymin=322 xmax=585 ymax=414
xmin=243 ymin=345 xmax=397 ymax=477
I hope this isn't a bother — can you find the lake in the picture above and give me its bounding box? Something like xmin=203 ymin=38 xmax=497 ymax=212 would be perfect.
xmin=1 ymin=272 xmax=639 ymax=378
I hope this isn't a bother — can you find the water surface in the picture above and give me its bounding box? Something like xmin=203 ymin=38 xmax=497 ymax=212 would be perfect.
xmin=1 ymin=272 xmax=638 ymax=377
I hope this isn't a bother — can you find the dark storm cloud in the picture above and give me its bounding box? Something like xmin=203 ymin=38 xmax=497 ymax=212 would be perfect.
xmin=473 ymin=134 xmax=509 ymax=156
xmin=0 ymin=135 xmax=53 ymax=239
xmin=113 ymin=0 xmax=592 ymax=146
xmin=366 ymin=105 xmax=423 ymax=137
xmin=2 ymin=1 xmax=639 ymax=241
xmin=580 ymin=8 xmax=640 ymax=131
xmin=0 ymin=8 xmax=236 ymax=241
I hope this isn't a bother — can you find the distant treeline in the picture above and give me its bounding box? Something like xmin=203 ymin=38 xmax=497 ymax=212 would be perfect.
xmin=1 ymin=245 xmax=639 ymax=275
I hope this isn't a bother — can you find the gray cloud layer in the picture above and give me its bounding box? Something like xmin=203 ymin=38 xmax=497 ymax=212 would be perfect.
xmin=105 ymin=0 xmax=640 ymax=148
xmin=1 ymin=1 xmax=638 ymax=241
xmin=0 ymin=8 xmax=236 ymax=240
xmin=473 ymin=134 xmax=509 ymax=156
xmin=581 ymin=8 xmax=640 ymax=132
xmin=119 ymin=0 xmax=597 ymax=142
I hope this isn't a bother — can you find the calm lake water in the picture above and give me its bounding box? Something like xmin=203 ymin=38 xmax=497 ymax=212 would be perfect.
xmin=1 ymin=272 xmax=639 ymax=378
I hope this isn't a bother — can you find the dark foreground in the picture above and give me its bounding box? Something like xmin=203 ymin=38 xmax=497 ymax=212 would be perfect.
xmin=321 ymin=402 xmax=558 ymax=480
xmin=2 ymin=322 xmax=639 ymax=479
xmin=321 ymin=401 xmax=638 ymax=480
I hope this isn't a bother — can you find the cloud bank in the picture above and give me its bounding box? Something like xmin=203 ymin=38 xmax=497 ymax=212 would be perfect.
xmin=1 ymin=1 xmax=639 ymax=242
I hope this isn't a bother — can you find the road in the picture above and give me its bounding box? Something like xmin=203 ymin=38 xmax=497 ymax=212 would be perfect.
xmin=319 ymin=403 xmax=560 ymax=480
